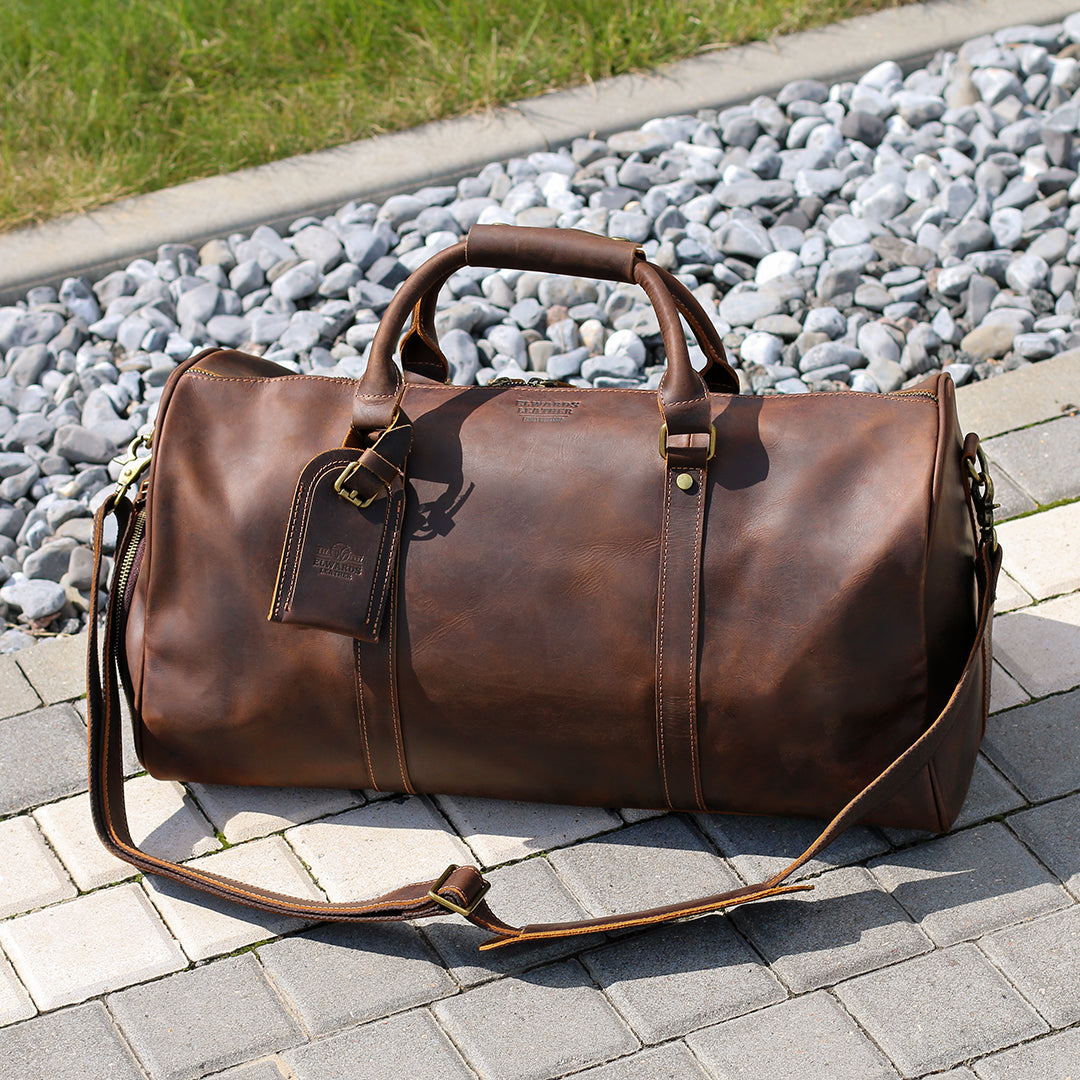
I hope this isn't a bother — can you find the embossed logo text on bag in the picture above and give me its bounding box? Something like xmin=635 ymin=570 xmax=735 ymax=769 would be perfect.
xmin=516 ymin=399 xmax=581 ymax=423
xmin=313 ymin=542 xmax=364 ymax=580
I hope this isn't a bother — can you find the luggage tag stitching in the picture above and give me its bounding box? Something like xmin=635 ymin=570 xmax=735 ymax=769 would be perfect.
xmin=283 ymin=458 xmax=358 ymax=614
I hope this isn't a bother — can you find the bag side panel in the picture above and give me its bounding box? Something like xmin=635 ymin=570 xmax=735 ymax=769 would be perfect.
xmin=921 ymin=374 xmax=983 ymax=828
xmin=696 ymin=391 xmax=942 ymax=829
xmin=135 ymin=369 xmax=375 ymax=788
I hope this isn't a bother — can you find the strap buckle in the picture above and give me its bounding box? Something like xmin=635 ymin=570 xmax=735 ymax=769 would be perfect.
xmin=659 ymin=423 xmax=716 ymax=461
xmin=426 ymin=865 xmax=491 ymax=916
xmin=333 ymin=461 xmax=381 ymax=508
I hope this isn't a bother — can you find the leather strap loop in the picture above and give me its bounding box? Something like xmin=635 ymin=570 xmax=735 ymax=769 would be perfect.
xmin=655 ymin=464 xmax=709 ymax=811
xmin=87 ymin=495 xmax=999 ymax=949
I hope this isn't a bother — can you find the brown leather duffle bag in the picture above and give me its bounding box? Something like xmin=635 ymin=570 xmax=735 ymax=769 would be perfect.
xmin=88 ymin=224 xmax=1001 ymax=950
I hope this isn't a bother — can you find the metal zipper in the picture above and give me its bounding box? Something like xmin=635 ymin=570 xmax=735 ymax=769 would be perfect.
xmin=112 ymin=510 xmax=145 ymax=630
xmin=488 ymin=377 xmax=571 ymax=388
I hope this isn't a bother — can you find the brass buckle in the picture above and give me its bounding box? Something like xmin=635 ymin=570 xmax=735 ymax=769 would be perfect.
xmin=426 ymin=865 xmax=491 ymax=917
xmin=966 ymin=446 xmax=999 ymax=552
xmin=659 ymin=423 xmax=716 ymax=461
xmin=334 ymin=461 xmax=380 ymax=508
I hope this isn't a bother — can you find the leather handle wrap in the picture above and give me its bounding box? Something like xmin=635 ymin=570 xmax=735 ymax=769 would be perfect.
xmin=466 ymin=224 xmax=643 ymax=281
xmin=87 ymin=495 xmax=1000 ymax=950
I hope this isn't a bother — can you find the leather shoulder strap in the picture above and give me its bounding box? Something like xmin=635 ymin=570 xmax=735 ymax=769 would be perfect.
xmin=87 ymin=497 xmax=999 ymax=950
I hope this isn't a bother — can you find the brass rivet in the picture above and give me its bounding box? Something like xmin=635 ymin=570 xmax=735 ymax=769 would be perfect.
xmin=676 ymin=473 xmax=694 ymax=491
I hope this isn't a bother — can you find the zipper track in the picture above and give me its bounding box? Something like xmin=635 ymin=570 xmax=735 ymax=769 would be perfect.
xmin=112 ymin=510 xmax=145 ymax=649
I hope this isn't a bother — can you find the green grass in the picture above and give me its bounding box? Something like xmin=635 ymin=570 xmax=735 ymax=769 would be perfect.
xmin=0 ymin=0 xmax=905 ymax=233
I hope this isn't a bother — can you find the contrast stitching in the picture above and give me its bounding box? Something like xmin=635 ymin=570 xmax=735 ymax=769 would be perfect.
xmin=501 ymin=885 xmax=811 ymax=941
xmin=284 ymin=459 xmax=351 ymax=611
xmin=689 ymin=470 xmax=707 ymax=811
xmin=183 ymin=369 xmax=937 ymax=405
xmin=356 ymin=639 xmax=377 ymax=791
xmin=657 ymin=473 xmax=673 ymax=810
xmin=364 ymin=494 xmax=398 ymax=624
xmin=387 ymin=565 xmax=415 ymax=795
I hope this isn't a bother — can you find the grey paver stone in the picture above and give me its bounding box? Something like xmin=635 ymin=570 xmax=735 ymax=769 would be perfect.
xmin=548 ymin=815 xmax=740 ymax=916
xmin=993 ymin=570 xmax=1034 ymax=614
xmin=983 ymin=687 xmax=1080 ymax=802
xmin=285 ymin=795 xmax=471 ymax=902
xmin=834 ymin=943 xmax=1048 ymax=1076
xmin=205 ymin=1062 xmax=288 ymax=1080
xmin=995 ymin=500 xmax=1080 ymax=600
xmin=732 ymin=866 xmax=932 ymax=992
xmin=259 ymin=921 xmax=455 ymax=1036
xmin=432 ymin=960 xmax=638 ymax=1080
xmin=951 ymin=753 xmax=1027 ymax=829
xmin=0 ymin=816 xmax=75 ymax=918
xmin=417 ymin=856 xmax=590 ymax=984
xmin=581 ymin=914 xmax=786 ymax=1043
xmin=1007 ymin=793 xmax=1080 ymax=895
xmin=14 ymin=632 xmax=88 ymax=705
xmin=142 ymin=836 xmax=324 ymax=961
xmin=992 ymin=592 xmax=1080 ymax=697
xmin=990 ymin=660 xmax=1030 ymax=712
xmin=0 ymin=1001 xmax=147 ymax=1080
xmin=984 ymin=465 xmax=1038 ymax=520
xmin=955 ymin=348 xmax=1080 ymax=437
xmin=980 ymin=905 xmax=1080 ymax=1029
xmin=695 ymin=811 xmax=888 ymax=882
xmin=434 ymin=794 xmax=620 ymax=866
xmin=984 ymin=414 xmax=1080 ymax=504
xmin=0 ymin=883 xmax=185 ymax=1011
xmin=0 ymin=657 xmax=39 ymax=719
xmin=868 ymin=822 xmax=1069 ymax=946
xmin=973 ymin=1026 xmax=1080 ymax=1079
xmin=284 ymin=1008 xmax=476 ymax=1080
xmin=566 ymin=1042 xmax=712 ymax=1080
xmin=108 ymin=954 xmax=303 ymax=1080
xmin=34 ymin=776 xmax=220 ymax=891
xmin=0 ymin=949 xmax=34 ymax=1027
xmin=0 ymin=704 xmax=86 ymax=814
xmin=188 ymin=783 xmax=362 ymax=843
xmin=617 ymin=807 xmax=665 ymax=823
xmin=686 ymin=990 xmax=899 ymax=1080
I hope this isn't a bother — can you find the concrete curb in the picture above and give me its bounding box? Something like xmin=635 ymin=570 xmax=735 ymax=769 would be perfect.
xmin=2 ymin=0 xmax=1079 ymax=302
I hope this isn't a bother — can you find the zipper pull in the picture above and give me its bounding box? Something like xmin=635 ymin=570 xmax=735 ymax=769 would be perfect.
xmin=112 ymin=433 xmax=153 ymax=507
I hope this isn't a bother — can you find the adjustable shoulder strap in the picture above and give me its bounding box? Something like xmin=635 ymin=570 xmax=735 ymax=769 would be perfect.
xmin=88 ymin=496 xmax=999 ymax=950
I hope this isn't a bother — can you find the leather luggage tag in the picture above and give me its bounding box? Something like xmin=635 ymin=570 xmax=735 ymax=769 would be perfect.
xmin=269 ymin=447 xmax=406 ymax=641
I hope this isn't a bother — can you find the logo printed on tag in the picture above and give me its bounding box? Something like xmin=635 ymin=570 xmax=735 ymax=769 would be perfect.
xmin=313 ymin=542 xmax=364 ymax=580
xmin=516 ymin=399 xmax=581 ymax=423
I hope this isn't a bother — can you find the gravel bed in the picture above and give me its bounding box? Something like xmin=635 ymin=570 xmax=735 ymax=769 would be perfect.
xmin=1 ymin=16 xmax=1079 ymax=648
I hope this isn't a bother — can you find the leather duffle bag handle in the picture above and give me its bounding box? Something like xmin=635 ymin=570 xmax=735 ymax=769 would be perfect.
xmin=348 ymin=226 xmax=735 ymax=460
xmin=88 ymin=225 xmax=1001 ymax=950
xmin=390 ymin=225 xmax=741 ymax=394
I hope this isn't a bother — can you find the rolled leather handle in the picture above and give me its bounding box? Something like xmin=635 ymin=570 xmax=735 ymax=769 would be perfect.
xmin=399 ymin=233 xmax=739 ymax=394
xmin=353 ymin=225 xmax=717 ymax=443
xmin=466 ymin=224 xmax=644 ymax=281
